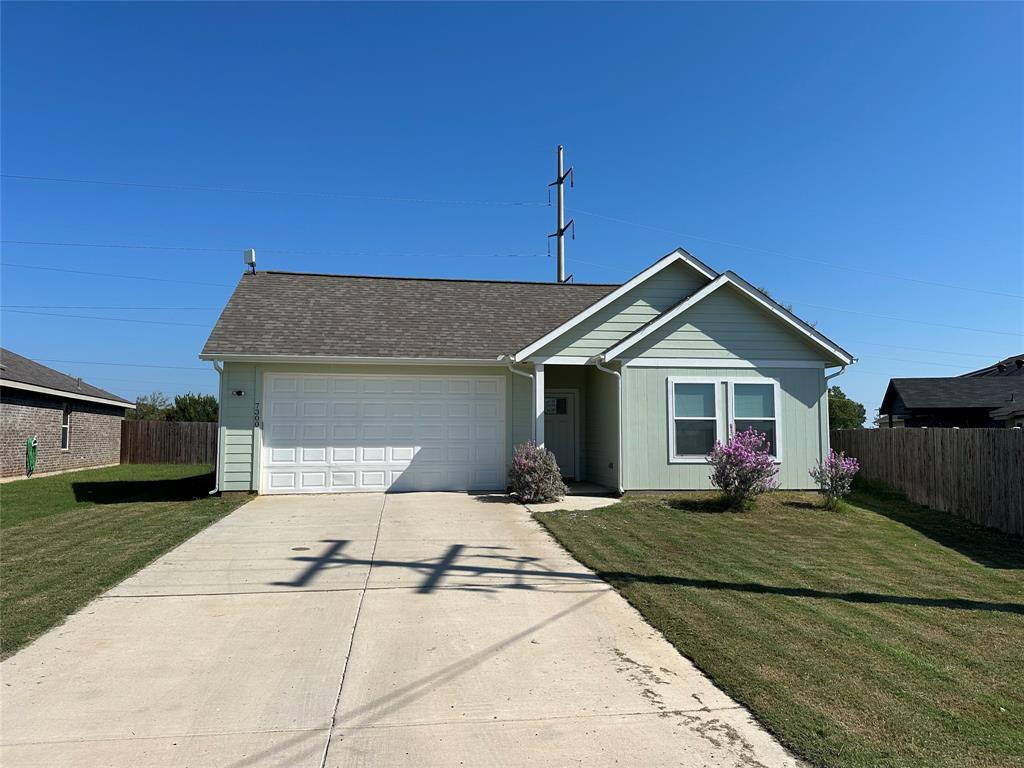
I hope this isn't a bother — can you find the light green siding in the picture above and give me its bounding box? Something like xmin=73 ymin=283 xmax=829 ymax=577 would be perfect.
xmin=631 ymin=284 xmax=827 ymax=361
xmin=534 ymin=262 xmax=708 ymax=358
xmin=217 ymin=362 xmax=533 ymax=492
xmin=584 ymin=365 xmax=619 ymax=489
xmin=220 ymin=363 xmax=258 ymax=491
xmin=622 ymin=366 xmax=827 ymax=490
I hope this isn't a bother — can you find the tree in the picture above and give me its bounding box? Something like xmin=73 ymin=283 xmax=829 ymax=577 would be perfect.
xmin=130 ymin=391 xmax=171 ymax=421
xmin=165 ymin=392 xmax=219 ymax=423
xmin=828 ymin=386 xmax=866 ymax=429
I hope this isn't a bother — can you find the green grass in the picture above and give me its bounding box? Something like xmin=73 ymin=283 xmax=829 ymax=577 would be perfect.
xmin=534 ymin=483 xmax=1024 ymax=768
xmin=1 ymin=464 xmax=249 ymax=657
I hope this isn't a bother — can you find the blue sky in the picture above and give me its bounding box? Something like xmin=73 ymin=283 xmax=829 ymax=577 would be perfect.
xmin=2 ymin=2 xmax=1021 ymax=419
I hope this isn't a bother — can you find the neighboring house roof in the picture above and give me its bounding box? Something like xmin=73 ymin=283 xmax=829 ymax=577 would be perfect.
xmin=880 ymin=377 xmax=1022 ymax=414
xmin=598 ymin=270 xmax=854 ymax=365
xmin=0 ymin=348 xmax=134 ymax=408
xmin=961 ymin=354 xmax=1024 ymax=377
xmin=200 ymin=272 xmax=616 ymax=361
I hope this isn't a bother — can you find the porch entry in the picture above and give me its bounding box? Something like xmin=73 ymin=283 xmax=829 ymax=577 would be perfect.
xmin=544 ymin=390 xmax=578 ymax=480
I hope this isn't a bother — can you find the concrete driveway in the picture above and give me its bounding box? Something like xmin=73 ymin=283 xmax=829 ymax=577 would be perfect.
xmin=1 ymin=493 xmax=798 ymax=767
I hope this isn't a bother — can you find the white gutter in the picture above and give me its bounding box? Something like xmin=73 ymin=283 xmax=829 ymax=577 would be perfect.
xmin=210 ymin=361 xmax=224 ymax=495
xmin=502 ymin=355 xmax=537 ymax=442
xmin=825 ymin=362 xmax=851 ymax=382
xmin=592 ymin=357 xmax=625 ymax=495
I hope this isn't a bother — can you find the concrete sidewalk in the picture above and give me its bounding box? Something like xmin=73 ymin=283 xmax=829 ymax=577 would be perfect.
xmin=0 ymin=493 xmax=799 ymax=767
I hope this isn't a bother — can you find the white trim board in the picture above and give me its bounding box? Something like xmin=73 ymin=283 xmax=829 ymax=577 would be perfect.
xmin=600 ymin=272 xmax=854 ymax=365
xmin=623 ymin=359 xmax=826 ymax=369
xmin=0 ymin=379 xmax=135 ymax=409
xmin=512 ymin=248 xmax=718 ymax=362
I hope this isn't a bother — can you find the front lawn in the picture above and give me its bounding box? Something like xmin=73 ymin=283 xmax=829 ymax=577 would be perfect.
xmin=1 ymin=464 xmax=249 ymax=657
xmin=535 ymin=485 xmax=1024 ymax=768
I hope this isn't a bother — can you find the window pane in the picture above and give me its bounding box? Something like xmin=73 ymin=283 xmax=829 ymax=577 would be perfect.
xmin=675 ymin=420 xmax=716 ymax=456
xmin=674 ymin=383 xmax=715 ymax=418
xmin=734 ymin=420 xmax=776 ymax=455
xmin=734 ymin=383 xmax=775 ymax=418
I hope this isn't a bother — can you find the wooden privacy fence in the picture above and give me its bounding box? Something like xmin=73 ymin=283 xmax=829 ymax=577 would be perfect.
xmin=831 ymin=428 xmax=1023 ymax=537
xmin=121 ymin=420 xmax=218 ymax=465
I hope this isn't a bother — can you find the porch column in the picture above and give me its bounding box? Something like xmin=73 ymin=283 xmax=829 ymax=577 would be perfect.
xmin=534 ymin=363 xmax=545 ymax=448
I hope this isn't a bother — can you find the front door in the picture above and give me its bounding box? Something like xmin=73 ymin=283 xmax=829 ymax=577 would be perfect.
xmin=544 ymin=391 xmax=577 ymax=480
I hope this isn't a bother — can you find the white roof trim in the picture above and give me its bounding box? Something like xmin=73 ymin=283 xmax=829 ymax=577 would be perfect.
xmin=601 ymin=271 xmax=854 ymax=365
xmin=511 ymin=248 xmax=718 ymax=362
xmin=200 ymin=354 xmax=507 ymax=366
xmin=1 ymin=379 xmax=135 ymax=408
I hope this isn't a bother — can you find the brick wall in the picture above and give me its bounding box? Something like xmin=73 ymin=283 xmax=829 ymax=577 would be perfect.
xmin=1 ymin=389 xmax=127 ymax=478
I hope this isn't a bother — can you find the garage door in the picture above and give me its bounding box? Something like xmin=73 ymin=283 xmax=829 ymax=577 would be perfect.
xmin=261 ymin=373 xmax=506 ymax=494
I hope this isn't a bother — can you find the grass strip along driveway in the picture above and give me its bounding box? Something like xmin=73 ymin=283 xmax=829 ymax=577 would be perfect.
xmin=535 ymin=484 xmax=1024 ymax=768
xmin=1 ymin=464 xmax=248 ymax=658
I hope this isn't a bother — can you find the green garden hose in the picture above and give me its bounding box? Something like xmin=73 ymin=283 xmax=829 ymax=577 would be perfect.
xmin=26 ymin=437 xmax=37 ymax=476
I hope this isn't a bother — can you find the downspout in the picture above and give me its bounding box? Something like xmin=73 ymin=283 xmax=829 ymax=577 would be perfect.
xmin=592 ymin=357 xmax=624 ymax=495
xmin=821 ymin=362 xmax=852 ymax=461
xmin=209 ymin=361 xmax=223 ymax=495
xmin=502 ymin=355 xmax=536 ymax=442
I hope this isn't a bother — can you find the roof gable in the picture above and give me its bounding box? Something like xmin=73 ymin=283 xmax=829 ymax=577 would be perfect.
xmin=512 ymin=249 xmax=718 ymax=361
xmin=601 ymin=271 xmax=853 ymax=365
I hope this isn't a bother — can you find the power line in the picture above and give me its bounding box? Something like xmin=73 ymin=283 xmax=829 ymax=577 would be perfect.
xmin=1 ymin=173 xmax=548 ymax=208
xmin=1 ymin=263 xmax=232 ymax=287
xmin=2 ymin=304 xmax=217 ymax=310
xmin=32 ymin=358 xmax=210 ymax=370
xmin=845 ymin=339 xmax=1003 ymax=360
xmin=574 ymin=207 xmax=1024 ymax=300
xmin=1 ymin=240 xmax=546 ymax=260
xmin=857 ymin=355 xmax=970 ymax=370
xmin=1 ymin=309 xmax=209 ymax=327
xmin=787 ymin=300 xmax=1021 ymax=338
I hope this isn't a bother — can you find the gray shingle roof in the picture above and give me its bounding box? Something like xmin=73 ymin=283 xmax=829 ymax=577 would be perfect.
xmin=961 ymin=354 xmax=1024 ymax=377
xmin=201 ymin=271 xmax=617 ymax=360
xmin=881 ymin=377 xmax=1022 ymax=413
xmin=0 ymin=348 xmax=132 ymax=405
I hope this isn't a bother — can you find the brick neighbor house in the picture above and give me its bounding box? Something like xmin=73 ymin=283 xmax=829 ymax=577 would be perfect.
xmin=1 ymin=348 xmax=134 ymax=479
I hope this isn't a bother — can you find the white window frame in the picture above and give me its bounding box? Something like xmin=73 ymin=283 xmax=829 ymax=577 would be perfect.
xmin=727 ymin=378 xmax=783 ymax=462
xmin=665 ymin=376 xmax=783 ymax=464
xmin=667 ymin=377 xmax=723 ymax=464
xmin=61 ymin=402 xmax=71 ymax=451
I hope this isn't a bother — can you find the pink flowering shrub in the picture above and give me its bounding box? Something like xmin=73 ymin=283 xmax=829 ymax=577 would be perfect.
xmin=809 ymin=449 xmax=860 ymax=510
xmin=707 ymin=428 xmax=779 ymax=509
xmin=509 ymin=441 xmax=567 ymax=503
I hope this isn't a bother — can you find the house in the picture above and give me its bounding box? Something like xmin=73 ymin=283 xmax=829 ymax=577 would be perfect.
xmin=0 ymin=349 xmax=135 ymax=478
xmin=199 ymin=249 xmax=855 ymax=494
xmin=879 ymin=375 xmax=1023 ymax=428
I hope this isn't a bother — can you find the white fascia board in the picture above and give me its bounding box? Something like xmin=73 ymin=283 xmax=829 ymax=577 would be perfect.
xmin=720 ymin=272 xmax=854 ymax=365
xmin=601 ymin=275 xmax=730 ymax=360
xmin=511 ymin=248 xmax=719 ymax=362
xmin=0 ymin=379 xmax=135 ymax=409
xmin=601 ymin=272 xmax=854 ymax=365
xmin=198 ymin=354 xmax=507 ymax=366
xmin=623 ymin=359 xmax=826 ymax=369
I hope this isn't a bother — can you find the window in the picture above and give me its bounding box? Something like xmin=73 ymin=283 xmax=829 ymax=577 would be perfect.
xmin=670 ymin=381 xmax=719 ymax=460
xmin=667 ymin=377 xmax=781 ymax=463
xmin=61 ymin=403 xmax=71 ymax=450
xmin=731 ymin=382 xmax=778 ymax=457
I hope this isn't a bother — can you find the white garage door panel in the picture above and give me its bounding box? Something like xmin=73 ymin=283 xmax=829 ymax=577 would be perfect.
xmin=261 ymin=373 xmax=506 ymax=494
